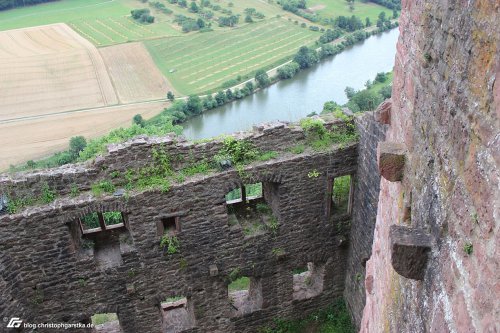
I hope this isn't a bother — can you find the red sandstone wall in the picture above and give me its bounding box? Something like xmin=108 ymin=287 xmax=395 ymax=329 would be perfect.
xmin=361 ymin=0 xmax=499 ymax=332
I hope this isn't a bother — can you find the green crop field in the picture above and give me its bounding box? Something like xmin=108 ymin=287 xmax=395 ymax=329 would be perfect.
xmin=307 ymin=0 xmax=393 ymax=23
xmin=0 ymin=0 xmax=182 ymax=46
xmin=145 ymin=18 xmax=321 ymax=95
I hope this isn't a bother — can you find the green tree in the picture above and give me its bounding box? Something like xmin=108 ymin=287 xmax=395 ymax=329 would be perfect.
xmin=244 ymin=8 xmax=256 ymax=16
xmin=255 ymin=69 xmax=270 ymax=88
xmin=186 ymin=95 xmax=203 ymax=115
xmin=365 ymin=17 xmax=371 ymax=27
xmin=375 ymin=72 xmax=388 ymax=83
xmin=167 ymin=91 xmax=175 ymax=101
xmin=133 ymin=114 xmax=145 ymax=127
xmin=380 ymin=85 xmax=392 ymax=99
xmin=277 ymin=62 xmax=300 ymax=79
xmin=189 ymin=1 xmax=198 ymax=12
xmin=294 ymin=46 xmax=319 ymax=69
xmin=344 ymin=87 xmax=356 ymax=99
xmin=69 ymin=136 xmax=87 ymax=159
xmin=351 ymin=90 xmax=383 ymax=111
xmin=226 ymin=89 xmax=234 ymax=100
xmin=215 ymin=91 xmax=227 ymax=105
xmin=378 ymin=11 xmax=386 ymax=21
xmin=245 ymin=81 xmax=254 ymax=92
xmin=245 ymin=15 xmax=253 ymax=23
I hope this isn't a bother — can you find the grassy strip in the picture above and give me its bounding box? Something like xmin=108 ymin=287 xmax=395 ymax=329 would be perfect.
xmin=260 ymin=299 xmax=354 ymax=333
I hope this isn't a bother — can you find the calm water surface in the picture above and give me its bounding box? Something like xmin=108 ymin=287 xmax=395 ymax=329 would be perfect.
xmin=183 ymin=28 xmax=399 ymax=139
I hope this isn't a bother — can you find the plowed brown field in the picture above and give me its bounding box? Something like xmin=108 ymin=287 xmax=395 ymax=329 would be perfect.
xmin=0 ymin=101 xmax=170 ymax=170
xmin=0 ymin=23 xmax=118 ymax=121
xmin=99 ymin=42 xmax=173 ymax=103
xmin=0 ymin=23 xmax=175 ymax=170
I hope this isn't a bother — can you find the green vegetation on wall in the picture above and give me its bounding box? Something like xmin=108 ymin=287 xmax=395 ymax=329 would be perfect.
xmin=261 ymin=299 xmax=354 ymax=333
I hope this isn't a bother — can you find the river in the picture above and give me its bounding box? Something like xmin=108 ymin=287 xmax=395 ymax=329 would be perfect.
xmin=182 ymin=28 xmax=399 ymax=140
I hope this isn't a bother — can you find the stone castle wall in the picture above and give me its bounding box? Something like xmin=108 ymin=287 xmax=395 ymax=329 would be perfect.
xmin=361 ymin=0 xmax=499 ymax=332
xmin=344 ymin=110 xmax=388 ymax=328
xmin=0 ymin=117 xmax=362 ymax=333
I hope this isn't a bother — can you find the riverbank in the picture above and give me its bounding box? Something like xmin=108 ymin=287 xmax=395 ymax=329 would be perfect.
xmin=9 ymin=25 xmax=399 ymax=171
xmin=154 ymin=22 xmax=399 ymax=126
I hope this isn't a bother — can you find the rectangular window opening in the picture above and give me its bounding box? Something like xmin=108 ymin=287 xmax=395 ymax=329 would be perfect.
xmin=103 ymin=211 xmax=125 ymax=228
xmin=327 ymin=175 xmax=354 ymax=218
xmin=80 ymin=212 xmax=101 ymax=232
xmin=245 ymin=182 xmax=262 ymax=199
xmin=225 ymin=188 xmax=242 ymax=203
xmin=228 ymin=276 xmax=262 ymax=316
xmin=157 ymin=216 xmax=180 ymax=236
xmin=225 ymin=182 xmax=278 ymax=237
xmin=79 ymin=211 xmax=125 ymax=234
xmin=91 ymin=313 xmax=122 ymax=333
xmin=292 ymin=262 xmax=325 ymax=301
xmin=161 ymin=296 xmax=195 ymax=333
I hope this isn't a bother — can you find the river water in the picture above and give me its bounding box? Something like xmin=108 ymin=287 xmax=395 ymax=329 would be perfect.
xmin=182 ymin=28 xmax=399 ymax=139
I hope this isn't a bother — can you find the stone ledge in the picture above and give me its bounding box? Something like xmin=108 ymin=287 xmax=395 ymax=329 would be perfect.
xmin=390 ymin=225 xmax=432 ymax=280
xmin=377 ymin=142 xmax=406 ymax=182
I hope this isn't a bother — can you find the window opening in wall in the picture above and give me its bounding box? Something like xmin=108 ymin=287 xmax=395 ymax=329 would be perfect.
xmin=226 ymin=187 xmax=242 ymax=203
xmin=79 ymin=211 xmax=125 ymax=234
xmin=245 ymin=182 xmax=262 ymax=199
xmin=157 ymin=216 xmax=180 ymax=236
xmin=77 ymin=211 xmax=130 ymax=269
xmin=225 ymin=182 xmax=278 ymax=237
xmin=228 ymin=276 xmax=263 ymax=316
xmin=91 ymin=313 xmax=122 ymax=333
xmin=292 ymin=262 xmax=325 ymax=301
xmin=103 ymin=212 xmax=124 ymax=227
xmin=327 ymin=175 xmax=354 ymax=218
xmin=160 ymin=296 xmax=196 ymax=333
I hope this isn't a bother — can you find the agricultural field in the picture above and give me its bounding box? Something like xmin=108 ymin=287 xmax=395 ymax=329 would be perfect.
xmin=145 ymin=18 xmax=321 ymax=95
xmin=0 ymin=100 xmax=169 ymax=170
xmin=0 ymin=23 xmax=118 ymax=120
xmin=307 ymin=0 xmax=393 ymax=23
xmin=0 ymin=0 xmax=182 ymax=46
xmin=99 ymin=42 xmax=173 ymax=102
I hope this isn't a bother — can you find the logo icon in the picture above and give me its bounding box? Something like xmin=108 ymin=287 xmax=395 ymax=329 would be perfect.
xmin=6 ymin=318 xmax=22 ymax=328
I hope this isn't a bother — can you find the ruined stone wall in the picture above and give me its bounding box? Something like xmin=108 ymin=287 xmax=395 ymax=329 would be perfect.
xmin=0 ymin=118 xmax=359 ymax=333
xmin=344 ymin=108 xmax=388 ymax=328
xmin=361 ymin=1 xmax=499 ymax=332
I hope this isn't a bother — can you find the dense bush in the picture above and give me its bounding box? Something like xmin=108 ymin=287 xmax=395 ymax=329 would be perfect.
xmin=131 ymin=8 xmax=154 ymax=23
xmin=293 ymin=46 xmax=319 ymax=69
xmin=277 ymin=62 xmax=300 ymax=79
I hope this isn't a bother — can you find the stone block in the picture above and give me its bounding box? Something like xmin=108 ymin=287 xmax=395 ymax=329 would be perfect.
xmin=390 ymin=225 xmax=432 ymax=280
xmin=374 ymin=99 xmax=392 ymax=125
xmin=377 ymin=142 xmax=406 ymax=182
xmin=209 ymin=264 xmax=218 ymax=277
xmin=126 ymin=283 xmax=135 ymax=295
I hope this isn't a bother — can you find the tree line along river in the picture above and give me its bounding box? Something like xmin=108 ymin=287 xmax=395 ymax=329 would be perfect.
xmin=182 ymin=28 xmax=399 ymax=140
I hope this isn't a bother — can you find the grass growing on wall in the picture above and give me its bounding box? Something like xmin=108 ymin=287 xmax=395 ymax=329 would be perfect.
xmin=261 ymin=299 xmax=354 ymax=333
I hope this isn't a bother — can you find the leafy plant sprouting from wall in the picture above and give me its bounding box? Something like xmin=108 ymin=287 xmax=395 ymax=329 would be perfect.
xmin=300 ymin=116 xmax=359 ymax=151
xmin=160 ymin=234 xmax=180 ymax=255
xmin=215 ymin=137 xmax=258 ymax=166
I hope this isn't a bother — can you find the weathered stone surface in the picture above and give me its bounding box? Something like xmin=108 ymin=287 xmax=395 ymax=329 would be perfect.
xmin=209 ymin=264 xmax=218 ymax=277
xmin=361 ymin=0 xmax=500 ymax=332
xmin=374 ymin=99 xmax=392 ymax=125
xmin=389 ymin=225 xmax=432 ymax=280
xmin=344 ymin=112 xmax=387 ymax=328
xmin=377 ymin=142 xmax=406 ymax=182
xmin=0 ymin=117 xmax=358 ymax=333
